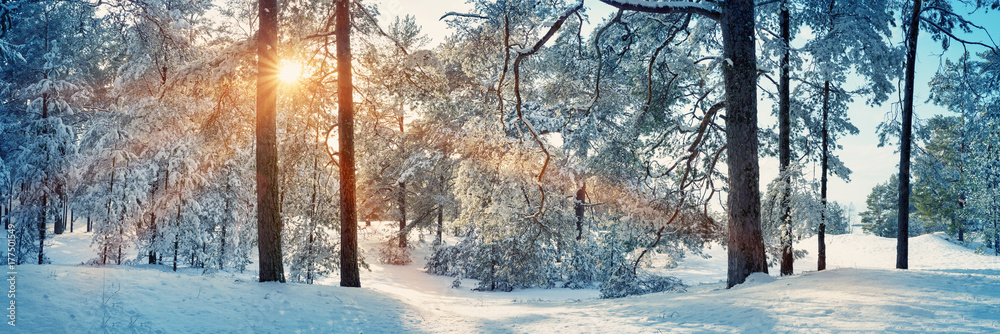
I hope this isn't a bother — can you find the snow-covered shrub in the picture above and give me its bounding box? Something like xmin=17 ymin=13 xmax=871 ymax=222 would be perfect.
xmin=600 ymin=267 xmax=685 ymax=299
xmin=378 ymin=238 xmax=412 ymax=265
xmin=425 ymin=227 xmax=560 ymax=291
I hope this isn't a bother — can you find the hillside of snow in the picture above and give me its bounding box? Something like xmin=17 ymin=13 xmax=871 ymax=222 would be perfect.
xmin=7 ymin=225 xmax=1000 ymax=333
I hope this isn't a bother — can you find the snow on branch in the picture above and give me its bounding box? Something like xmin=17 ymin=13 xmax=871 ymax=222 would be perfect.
xmin=439 ymin=12 xmax=489 ymax=20
xmin=597 ymin=0 xmax=721 ymax=21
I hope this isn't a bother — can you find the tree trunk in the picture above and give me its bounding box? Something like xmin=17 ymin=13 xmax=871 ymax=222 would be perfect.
xmin=398 ymin=182 xmax=407 ymax=248
xmin=38 ymin=192 xmax=46 ymax=264
xmin=101 ymin=235 xmax=108 ymax=265
xmin=436 ymin=205 xmax=443 ymax=246
xmin=256 ymin=0 xmax=285 ymax=283
xmin=337 ymin=0 xmax=360 ymax=288
xmin=575 ymin=183 xmax=587 ymax=241
xmin=306 ymin=231 xmax=314 ymax=284
xmin=117 ymin=228 xmax=122 ymax=265
xmin=87 ymin=216 xmax=91 ymax=233
xmin=778 ymin=0 xmax=793 ymax=276
xmin=102 ymin=151 xmax=116 ymax=265
xmin=897 ymin=0 xmax=923 ymax=270
xmin=819 ymin=80 xmax=831 ymax=271
xmin=69 ymin=207 xmax=73 ymax=233
xmin=54 ymin=196 xmax=65 ymax=235
xmin=149 ymin=212 xmax=157 ymax=265
xmin=174 ymin=198 xmax=179 ymax=272
xmin=722 ymin=0 xmax=768 ymax=288
xmin=38 ymin=25 xmax=50 ymax=265
xmin=220 ymin=225 xmax=227 ymax=270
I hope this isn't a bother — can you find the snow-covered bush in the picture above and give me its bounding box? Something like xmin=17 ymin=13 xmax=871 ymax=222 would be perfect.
xmin=600 ymin=268 xmax=686 ymax=299
xmin=426 ymin=227 xmax=560 ymax=291
xmin=378 ymin=238 xmax=412 ymax=265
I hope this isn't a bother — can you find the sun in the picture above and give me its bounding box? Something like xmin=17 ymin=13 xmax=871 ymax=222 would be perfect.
xmin=277 ymin=60 xmax=303 ymax=84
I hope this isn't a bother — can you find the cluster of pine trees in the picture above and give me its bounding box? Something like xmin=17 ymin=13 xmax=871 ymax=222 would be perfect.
xmin=0 ymin=0 xmax=995 ymax=295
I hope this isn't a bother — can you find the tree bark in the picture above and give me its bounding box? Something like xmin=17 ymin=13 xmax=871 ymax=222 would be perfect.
xmin=897 ymin=0 xmax=923 ymax=270
xmin=149 ymin=212 xmax=157 ymax=265
xmin=174 ymin=195 xmax=179 ymax=272
xmin=819 ymin=81 xmax=830 ymax=271
xmin=256 ymin=0 xmax=285 ymax=282
xmin=104 ymin=150 xmax=116 ymax=265
xmin=337 ymin=0 xmax=361 ymax=288
xmin=399 ymin=182 xmax=407 ymax=248
xmin=722 ymin=0 xmax=768 ymax=288
xmin=436 ymin=206 xmax=443 ymax=245
xmin=575 ymin=183 xmax=586 ymax=241
xmin=778 ymin=0 xmax=793 ymax=276
xmin=38 ymin=192 xmax=46 ymax=264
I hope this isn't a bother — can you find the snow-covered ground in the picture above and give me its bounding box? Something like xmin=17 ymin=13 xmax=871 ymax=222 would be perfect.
xmin=7 ymin=224 xmax=1000 ymax=333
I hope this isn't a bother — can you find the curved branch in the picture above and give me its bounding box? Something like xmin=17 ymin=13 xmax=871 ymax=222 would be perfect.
xmin=510 ymin=1 xmax=585 ymax=227
xmin=598 ymin=0 xmax=721 ymax=21
xmin=439 ymin=12 xmax=489 ymax=20
xmin=919 ymin=17 xmax=999 ymax=57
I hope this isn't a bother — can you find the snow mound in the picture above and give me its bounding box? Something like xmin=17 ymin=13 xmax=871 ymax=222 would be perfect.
xmin=733 ymin=272 xmax=777 ymax=289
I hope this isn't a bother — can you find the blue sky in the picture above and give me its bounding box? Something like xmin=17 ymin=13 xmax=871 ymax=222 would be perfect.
xmin=375 ymin=0 xmax=999 ymax=223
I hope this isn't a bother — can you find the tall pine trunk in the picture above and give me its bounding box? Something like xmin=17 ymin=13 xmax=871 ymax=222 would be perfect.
xmin=722 ymin=0 xmax=768 ymax=288
xmin=174 ymin=195 xmax=179 ymax=272
xmin=256 ymin=0 xmax=285 ymax=282
xmin=397 ymin=114 xmax=407 ymax=248
xmin=38 ymin=193 xmax=46 ymax=264
xmin=897 ymin=0 xmax=923 ymax=269
xmin=337 ymin=0 xmax=361 ymax=288
xmin=778 ymin=0 xmax=793 ymax=276
xmin=819 ymin=81 xmax=831 ymax=271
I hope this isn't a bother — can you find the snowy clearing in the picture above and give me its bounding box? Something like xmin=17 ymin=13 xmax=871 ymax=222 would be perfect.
xmin=10 ymin=226 xmax=1000 ymax=333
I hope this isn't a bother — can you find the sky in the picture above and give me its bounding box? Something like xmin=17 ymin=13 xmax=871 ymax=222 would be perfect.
xmin=372 ymin=0 xmax=1000 ymax=223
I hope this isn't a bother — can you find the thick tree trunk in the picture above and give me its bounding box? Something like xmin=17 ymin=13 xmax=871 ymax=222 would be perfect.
xmin=897 ymin=0 xmax=923 ymax=270
xmin=256 ymin=0 xmax=285 ymax=283
xmin=337 ymin=0 xmax=360 ymax=288
xmin=819 ymin=81 xmax=831 ymax=271
xmin=87 ymin=216 xmax=91 ymax=233
xmin=723 ymin=0 xmax=768 ymax=288
xmin=778 ymin=1 xmax=793 ymax=276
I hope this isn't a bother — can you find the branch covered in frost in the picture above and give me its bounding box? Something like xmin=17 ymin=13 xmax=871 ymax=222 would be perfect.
xmin=439 ymin=12 xmax=489 ymax=20
xmin=597 ymin=0 xmax=721 ymax=21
